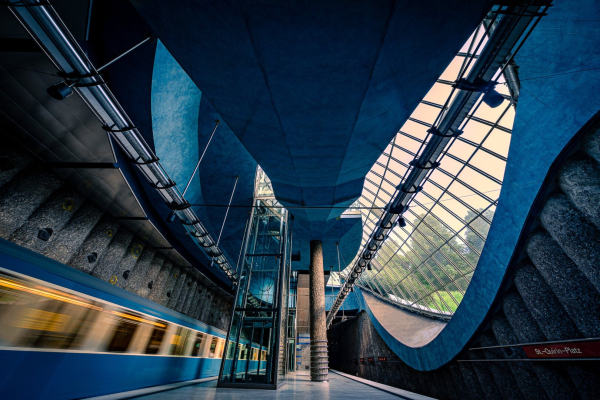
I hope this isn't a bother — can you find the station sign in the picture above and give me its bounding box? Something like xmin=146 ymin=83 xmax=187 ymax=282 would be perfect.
xmin=523 ymin=340 xmax=600 ymax=359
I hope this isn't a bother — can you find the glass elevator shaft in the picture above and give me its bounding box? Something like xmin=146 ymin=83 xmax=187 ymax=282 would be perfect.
xmin=218 ymin=192 xmax=291 ymax=389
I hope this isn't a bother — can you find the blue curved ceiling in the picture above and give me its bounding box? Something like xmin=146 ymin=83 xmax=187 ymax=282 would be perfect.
xmin=129 ymin=0 xmax=489 ymax=223
xmin=95 ymin=0 xmax=491 ymax=282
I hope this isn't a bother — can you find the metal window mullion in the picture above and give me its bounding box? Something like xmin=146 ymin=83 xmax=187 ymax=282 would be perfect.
xmin=399 ymin=222 xmax=463 ymax=304
xmin=427 ymin=178 xmax=494 ymax=226
xmin=436 ymin=167 xmax=496 ymax=204
xmin=445 ymin=153 xmax=503 ymax=186
xmin=407 ymin=204 xmax=478 ymax=271
xmin=398 ymin=130 xmax=427 ymax=144
xmin=457 ymin=137 xmax=507 ymax=162
xmin=413 ymin=192 xmax=486 ymax=253
xmin=404 ymin=200 xmax=499 ymax=307
xmin=407 ymin=222 xmax=468 ymax=297
xmin=412 ymin=192 xmax=482 ymax=257
xmin=466 ymin=115 xmax=512 ymax=134
xmin=383 ymin=257 xmax=425 ymax=305
xmin=413 ymin=198 xmax=482 ymax=263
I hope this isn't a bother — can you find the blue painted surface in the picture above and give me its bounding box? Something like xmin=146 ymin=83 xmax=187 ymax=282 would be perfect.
xmin=0 ymin=351 xmax=221 ymax=400
xmin=127 ymin=0 xmax=488 ymax=263
xmin=150 ymin=39 xmax=259 ymax=273
xmin=354 ymin=1 xmax=600 ymax=371
xmin=0 ymin=239 xmax=229 ymax=399
xmin=325 ymin=287 xmax=359 ymax=311
xmin=0 ymin=238 xmax=226 ymax=337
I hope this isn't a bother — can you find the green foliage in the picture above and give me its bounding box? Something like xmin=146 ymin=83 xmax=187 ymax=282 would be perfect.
xmin=364 ymin=207 xmax=495 ymax=313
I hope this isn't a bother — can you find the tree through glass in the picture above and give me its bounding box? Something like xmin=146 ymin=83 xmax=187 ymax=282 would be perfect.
xmin=346 ymin=22 xmax=515 ymax=317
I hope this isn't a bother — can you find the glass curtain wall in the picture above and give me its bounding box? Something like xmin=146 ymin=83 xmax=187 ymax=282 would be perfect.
xmin=218 ymin=167 xmax=291 ymax=389
xmin=349 ymin=22 xmax=515 ymax=317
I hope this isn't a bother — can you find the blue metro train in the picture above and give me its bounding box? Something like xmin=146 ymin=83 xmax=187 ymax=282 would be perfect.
xmin=0 ymin=239 xmax=264 ymax=399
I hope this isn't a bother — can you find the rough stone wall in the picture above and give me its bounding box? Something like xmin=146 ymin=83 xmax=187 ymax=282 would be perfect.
xmin=329 ymin=123 xmax=600 ymax=399
xmin=0 ymin=144 xmax=233 ymax=328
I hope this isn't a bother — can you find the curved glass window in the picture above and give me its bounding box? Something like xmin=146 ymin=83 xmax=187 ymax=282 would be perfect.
xmin=349 ymin=24 xmax=516 ymax=316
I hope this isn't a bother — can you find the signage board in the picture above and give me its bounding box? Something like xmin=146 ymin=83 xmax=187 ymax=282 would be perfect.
xmin=523 ymin=341 xmax=600 ymax=359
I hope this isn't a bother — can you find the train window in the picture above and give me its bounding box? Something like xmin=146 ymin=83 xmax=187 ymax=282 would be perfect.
xmin=209 ymin=336 xmax=218 ymax=358
xmin=226 ymin=341 xmax=236 ymax=359
xmin=0 ymin=273 xmax=101 ymax=350
xmin=145 ymin=322 xmax=168 ymax=354
xmin=251 ymin=347 xmax=258 ymax=361
xmin=170 ymin=327 xmax=191 ymax=356
xmin=106 ymin=312 xmax=140 ymax=352
xmin=217 ymin=338 xmax=225 ymax=358
xmin=191 ymin=332 xmax=204 ymax=357
xmin=239 ymin=344 xmax=247 ymax=360
xmin=261 ymin=349 xmax=267 ymax=361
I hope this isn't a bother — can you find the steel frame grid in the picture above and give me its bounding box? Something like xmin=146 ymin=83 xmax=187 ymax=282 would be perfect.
xmin=326 ymin=3 xmax=547 ymax=324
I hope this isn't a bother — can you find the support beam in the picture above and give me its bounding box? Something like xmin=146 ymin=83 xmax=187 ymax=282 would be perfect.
xmin=309 ymin=240 xmax=328 ymax=382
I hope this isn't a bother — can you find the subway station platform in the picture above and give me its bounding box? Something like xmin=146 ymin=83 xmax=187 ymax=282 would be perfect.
xmin=92 ymin=371 xmax=434 ymax=400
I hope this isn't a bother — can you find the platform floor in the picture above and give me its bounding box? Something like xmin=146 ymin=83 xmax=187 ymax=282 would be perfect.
xmin=134 ymin=371 xmax=411 ymax=399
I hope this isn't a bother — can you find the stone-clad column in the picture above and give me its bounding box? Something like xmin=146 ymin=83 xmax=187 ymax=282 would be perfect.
xmin=309 ymin=240 xmax=328 ymax=382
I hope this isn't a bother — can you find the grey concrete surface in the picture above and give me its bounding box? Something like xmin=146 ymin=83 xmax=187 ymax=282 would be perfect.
xmin=112 ymin=239 xmax=148 ymax=289
xmin=148 ymin=259 xmax=174 ymax=303
xmin=43 ymin=202 xmax=104 ymax=264
xmin=68 ymin=216 xmax=121 ymax=273
xmin=0 ymin=148 xmax=32 ymax=189
xmin=513 ymin=262 xmax=582 ymax=340
xmin=135 ymin=372 xmax=406 ymax=400
xmin=160 ymin=265 xmax=181 ymax=306
xmin=362 ymin=291 xmax=446 ymax=347
xmin=130 ymin=253 xmax=165 ymax=297
xmin=9 ymin=186 xmax=84 ymax=253
xmin=91 ymin=228 xmax=134 ymax=282
xmin=175 ymin=277 xmax=194 ymax=313
xmin=167 ymin=270 xmax=188 ymax=309
xmin=191 ymin=285 xmax=208 ymax=320
xmin=539 ymin=193 xmax=600 ymax=292
xmin=182 ymin=280 xmax=199 ymax=316
xmin=525 ymin=231 xmax=600 ymax=337
xmin=558 ymin=154 xmax=600 ymax=230
xmin=0 ymin=169 xmax=63 ymax=238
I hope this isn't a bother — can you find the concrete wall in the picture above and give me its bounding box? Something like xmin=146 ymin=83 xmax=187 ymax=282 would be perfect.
xmin=0 ymin=143 xmax=233 ymax=330
xmin=329 ymin=112 xmax=600 ymax=399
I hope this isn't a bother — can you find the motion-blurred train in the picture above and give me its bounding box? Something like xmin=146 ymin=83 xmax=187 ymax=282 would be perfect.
xmin=0 ymin=239 xmax=265 ymax=399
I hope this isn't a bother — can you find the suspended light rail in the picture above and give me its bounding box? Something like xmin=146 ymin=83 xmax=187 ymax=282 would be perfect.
xmin=6 ymin=0 xmax=238 ymax=283
xmin=326 ymin=2 xmax=551 ymax=328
